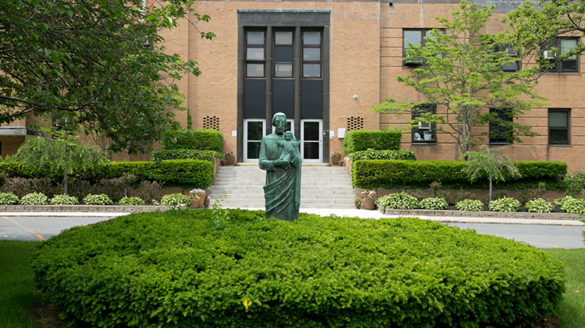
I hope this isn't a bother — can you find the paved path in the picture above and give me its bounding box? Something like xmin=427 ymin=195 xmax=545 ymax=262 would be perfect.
xmin=1 ymin=210 xmax=583 ymax=248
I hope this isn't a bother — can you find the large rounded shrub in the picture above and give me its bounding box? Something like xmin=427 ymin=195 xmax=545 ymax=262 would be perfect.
xmin=32 ymin=210 xmax=565 ymax=328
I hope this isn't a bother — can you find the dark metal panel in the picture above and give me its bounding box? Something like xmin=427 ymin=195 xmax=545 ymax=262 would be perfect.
xmin=238 ymin=11 xmax=330 ymax=27
xmin=272 ymin=80 xmax=294 ymax=118
xmin=244 ymin=79 xmax=267 ymax=118
xmin=301 ymin=80 xmax=323 ymax=119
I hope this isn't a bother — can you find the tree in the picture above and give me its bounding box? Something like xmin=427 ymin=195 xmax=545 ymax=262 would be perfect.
xmin=505 ymin=0 xmax=585 ymax=62
xmin=0 ymin=0 xmax=214 ymax=154
xmin=371 ymin=1 xmax=542 ymax=160
xmin=11 ymin=133 xmax=108 ymax=195
xmin=463 ymin=146 xmax=520 ymax=203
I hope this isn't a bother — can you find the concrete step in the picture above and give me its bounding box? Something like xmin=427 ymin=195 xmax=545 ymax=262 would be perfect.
xmin=210 ymin=165 xmax=356 ymax=209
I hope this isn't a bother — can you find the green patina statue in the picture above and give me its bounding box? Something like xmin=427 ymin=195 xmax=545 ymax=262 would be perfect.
xmin=259 ymin=112 xmax=302 ymax=221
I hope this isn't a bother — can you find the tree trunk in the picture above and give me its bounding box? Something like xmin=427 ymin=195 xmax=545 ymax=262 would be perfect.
xmin=488 ymin=177 xmax=493 ymax=203
xmin=63 ymin=171 xmax=69 ymax=195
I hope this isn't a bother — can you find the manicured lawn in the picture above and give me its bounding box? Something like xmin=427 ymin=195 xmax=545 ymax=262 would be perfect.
xmin=0 ymin=241 xmax=42 ymax=328
xmin=0 ymin=241 xmax=583 ymax=327
xmin=545 ymin=249 xmax=585 ymax=328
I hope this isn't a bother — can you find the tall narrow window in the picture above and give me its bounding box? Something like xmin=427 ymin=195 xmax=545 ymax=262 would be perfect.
xmin=541 ymin=38 xmax=579 ymax=73
xmin=302 ymin=31 xmax=321 ymax=78
xmin=489 ymin=108 xmax=513 ymax=145
xmin=274 ymin=31 xmax=293 ymax=78
xmin=549 ymin=109 xmax=570 ymax=145
xmin=412 ymin=104 xmax=436 ymax=143
xmin=246 ymin=31 xmax=265 ymax=77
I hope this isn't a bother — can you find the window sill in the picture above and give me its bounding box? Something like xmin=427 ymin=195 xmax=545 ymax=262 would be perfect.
xmin=548 ymin=144 xmax=571 ymax=147
xmin=411 ymin=142 xmax=437 ymax=145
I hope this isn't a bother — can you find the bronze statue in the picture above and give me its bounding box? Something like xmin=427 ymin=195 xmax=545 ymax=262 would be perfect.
xmin=259 ymin=112 xmax=302 ymax=221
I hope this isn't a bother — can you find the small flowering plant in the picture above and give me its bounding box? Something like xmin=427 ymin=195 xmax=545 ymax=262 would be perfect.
xmin=330 ymin=151 xmax=343 ymax=159
xmin=224 ymin=151 xmax=234 ymax=157
xmin=361 ymin=190 xmax=376 ymax=200
xmin=188 ymin=188 xmax=207 ymax=201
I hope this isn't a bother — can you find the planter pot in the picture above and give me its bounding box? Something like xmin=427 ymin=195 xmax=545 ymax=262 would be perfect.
xmin=222 ymin=156 xmax=235 ymax=166
xmin=190 ymin=196 xmax=205 ymax=209
xmin=330 ymin=157 xmax=342 ymax=166
xmin=362 ymin=198 xmax=376 ymax=210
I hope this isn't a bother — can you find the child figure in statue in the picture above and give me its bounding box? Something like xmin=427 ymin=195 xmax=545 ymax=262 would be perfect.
xmin=277 ymin=131 xmax=300 ymax=168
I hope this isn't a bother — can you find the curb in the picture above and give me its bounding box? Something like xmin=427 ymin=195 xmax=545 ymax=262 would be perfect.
xmin=382 ymin=209 xmax=583 ymax=221
xmin=0 ymin=205 xmax=184 ymax=215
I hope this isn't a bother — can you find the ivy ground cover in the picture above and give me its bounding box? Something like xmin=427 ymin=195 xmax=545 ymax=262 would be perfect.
xmin=32 ymin=210 xmax=565 ymax=327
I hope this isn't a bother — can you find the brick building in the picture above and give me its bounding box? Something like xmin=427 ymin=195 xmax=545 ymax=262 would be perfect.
xmin=3 ymin=0 xmax=584 ymax=170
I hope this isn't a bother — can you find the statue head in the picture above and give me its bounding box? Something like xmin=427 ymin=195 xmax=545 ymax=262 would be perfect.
xmin=272 ymin=112 xmax=287 ymax=135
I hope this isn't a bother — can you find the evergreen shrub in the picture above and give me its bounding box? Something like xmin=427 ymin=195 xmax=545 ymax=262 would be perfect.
xmin=0 ymin=160 xmax=214 ymax=189
xmin=32 ymin=210 xmax=565 ymax=328
xmin=347 ymin=149 xmax=416 ymax=161
xmin=343 ymin=130 xmax=401 ymax=155
xmin=353 ymin=160 xmax=567 ymax=189
xmin=162 ymin=129 xmax=224 ymax=152
xmin=150 ymin=149 xmax=219 ymax=162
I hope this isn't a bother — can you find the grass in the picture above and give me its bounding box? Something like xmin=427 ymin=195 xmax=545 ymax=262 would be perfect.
xmin=545 ymin=249 xmax=585 ymax=328
xmin=0 ymin=241 xmax=42 ymax=328
xmin=0 ymin=241 xmax=583 ymax=327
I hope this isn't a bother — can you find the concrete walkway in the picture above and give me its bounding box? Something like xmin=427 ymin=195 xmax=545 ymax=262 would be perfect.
xmin=2 ymin=208 xmax=582 ymax=226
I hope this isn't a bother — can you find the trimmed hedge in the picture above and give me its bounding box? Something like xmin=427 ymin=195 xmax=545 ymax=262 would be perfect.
xmin=347 ymin=149 xmax=416 ymax=161
xmin=0 ymin=160 xmax=214 ymax=188
xmin=32 ymin=210 xmax=565 ymax=328
xmin=162 ymin=129 xmax=223 ymax=151
xmin=150 ymin=149 xmax=220 ymax=162
xmin=353 ymin=160 xmax=567 ymax=189
xmin=343 ymin=130 xmax=401 ymax=154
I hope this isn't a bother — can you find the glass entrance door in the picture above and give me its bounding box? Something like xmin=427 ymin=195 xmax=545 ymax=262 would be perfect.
xmin=300 ymin=119 xmax=322 ymax=163
xmin=244 ymin=119 xmax=266 ymax=163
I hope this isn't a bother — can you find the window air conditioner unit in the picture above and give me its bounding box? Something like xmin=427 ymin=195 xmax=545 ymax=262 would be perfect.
xmin=543 ymin=50 xmax=555 ymax=59
xmin=418 ymin=121 xmax=431 ymax=129
xmin=506 ymin=48 xmax=517 ymax=57
xmin=404 ymin=56 xmax=423 ymax=66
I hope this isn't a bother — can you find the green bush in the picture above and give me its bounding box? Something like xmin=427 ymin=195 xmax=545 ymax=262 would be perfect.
xmin=50 ymin=194 xmax=79 ymax=205
xmin=0 ymin=159 xmax=214 ymax=189
xmin=32 ymin=210 xmax=565 ymax=328
xmin=20 ymin=192 xmax=48 ymax=205
xmin=353 ymin=160 xmax=567 ymax=189
xmin=456 ymin=199 xmax=484 ymax=211
xmin=376 ymin=192 xmax=419 ymax=210
xmin=162 ymin=129 xmax=224 ymax=152
xmin=118 ymin=196 xmax=145 ymax=206
xmin=558 ymin=197 xmax=585 ymax=215
xmin=525 ymin=198 xmax=554 ymax=213
xmin=83 ymin=194 xmax=113 ymax=205
xmin=150 ymin=149 xmax=219 ymax=162
xmin=489 ymin=197 xmax=521 ymax=212
xmin=347 ymin=149 xmax=416 ymax=161
xmin=105 ymin=160 xmax=214 ymax=188
xmin=419 ymin=197 xmax=448 ymax=210
xmin=0 ymin=192 xmax=19 ymax=205
xmin=343 ymin=130 xmax=401 ymax=155
xmin=160 ymin=193 xmax=189 ymax=207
